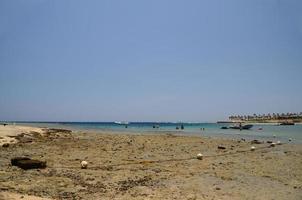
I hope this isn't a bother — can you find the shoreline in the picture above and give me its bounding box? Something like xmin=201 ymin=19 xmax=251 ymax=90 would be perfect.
xmin=0 ymin=124 xmax=301 ymax=199
xmin=9 ymin=122 xmax=302 ymax=145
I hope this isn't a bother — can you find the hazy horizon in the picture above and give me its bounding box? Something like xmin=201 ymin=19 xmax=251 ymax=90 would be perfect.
xmin=1 ymin=0 xmax=302 ymax=122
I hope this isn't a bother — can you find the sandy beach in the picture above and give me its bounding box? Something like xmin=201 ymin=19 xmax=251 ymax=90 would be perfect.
xmin=0 ymin=125 xmax=301 ymax=200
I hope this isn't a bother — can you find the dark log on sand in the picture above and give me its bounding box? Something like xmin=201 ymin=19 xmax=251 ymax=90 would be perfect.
xmin=11 ymin=157 xmax=46 ymax=170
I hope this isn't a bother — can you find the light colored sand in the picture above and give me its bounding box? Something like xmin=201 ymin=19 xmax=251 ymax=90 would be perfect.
xmin=0 ymin=125 xmax=43 ymax=146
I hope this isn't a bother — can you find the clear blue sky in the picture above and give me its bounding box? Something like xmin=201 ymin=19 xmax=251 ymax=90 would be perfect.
xmin=0 ymin=0 xmax=302 ymax=122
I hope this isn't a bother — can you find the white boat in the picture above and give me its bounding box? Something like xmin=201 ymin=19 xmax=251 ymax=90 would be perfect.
xmin=114 ymin=121 xmax=129 ymax=125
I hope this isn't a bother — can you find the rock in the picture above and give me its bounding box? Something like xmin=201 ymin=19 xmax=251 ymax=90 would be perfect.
xmin=45 ymin=128 xmax=72 ymax=134
xmin=251 ymin=140 xmax=262 ymax=144
xmin=267 ymin=141 xmax=273 ymax=144
xmin=2 ymin=143 xmax=9 ymax=147
xmin=270 ymin=143 xmax=276 ymax=147
xmin=11 ymin=157 xmax=46 ymax=170
xmin=218 ymin=145 xmax=226 ymax=150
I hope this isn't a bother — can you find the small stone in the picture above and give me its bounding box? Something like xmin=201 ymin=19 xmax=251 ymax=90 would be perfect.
xmin=250 ymin=146 xmax=256 ymax=151
xmin=218 ymin=146 xmax=226 ymax=150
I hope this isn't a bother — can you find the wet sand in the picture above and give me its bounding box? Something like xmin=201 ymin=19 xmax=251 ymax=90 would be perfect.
xmin=0 ymin=125 xmax=301 ymax=200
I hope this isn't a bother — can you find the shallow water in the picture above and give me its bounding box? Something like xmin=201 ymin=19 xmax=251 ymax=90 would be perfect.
xmin=13 ymin=122 xmax=302 ymax=143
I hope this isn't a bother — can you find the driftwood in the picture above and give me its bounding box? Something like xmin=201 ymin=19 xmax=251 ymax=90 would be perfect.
xmin=11 ymin=157 xmax=46 ymax=170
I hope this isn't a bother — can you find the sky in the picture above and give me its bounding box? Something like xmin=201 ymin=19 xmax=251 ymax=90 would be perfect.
xmin=0 ymin=0 xmax=302 ymax=122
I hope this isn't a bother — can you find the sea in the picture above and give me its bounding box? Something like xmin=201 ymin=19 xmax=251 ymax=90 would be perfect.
xmin=11 ymin=121 xmax=302 ymax=144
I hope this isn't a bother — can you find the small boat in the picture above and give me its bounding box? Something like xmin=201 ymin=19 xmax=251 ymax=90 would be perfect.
xmin=114 ymin=121 xmax=129 ymax=125
xmin=279 ymin=122 xmax=295 ymax=125
xmin=229 ymin=124 xmax=253 ymax=130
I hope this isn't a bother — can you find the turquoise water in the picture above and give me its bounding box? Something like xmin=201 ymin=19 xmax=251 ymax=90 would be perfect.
xmin=14 ymin=122 xmax=302 ymax=143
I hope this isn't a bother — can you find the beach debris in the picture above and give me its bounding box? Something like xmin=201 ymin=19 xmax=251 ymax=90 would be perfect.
xmin=217 ymin=145 xmax=226 ymax=150
xmin=251 ymin=139 xmax=262 ymax=144
xmin=11 ymin=157 xmax=46 ymax=170
xmin=270 ymin=142 xmax=276 ymax=147
xmin=250 ymin=146 xmax=256 ymax=151
xmin=196 ymin=153 xmax=203 ymax=160
xmin=81 ymin=161 xmax=88 ymax=169
xmin=277 ymin=141 xmax=282 ymax=145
